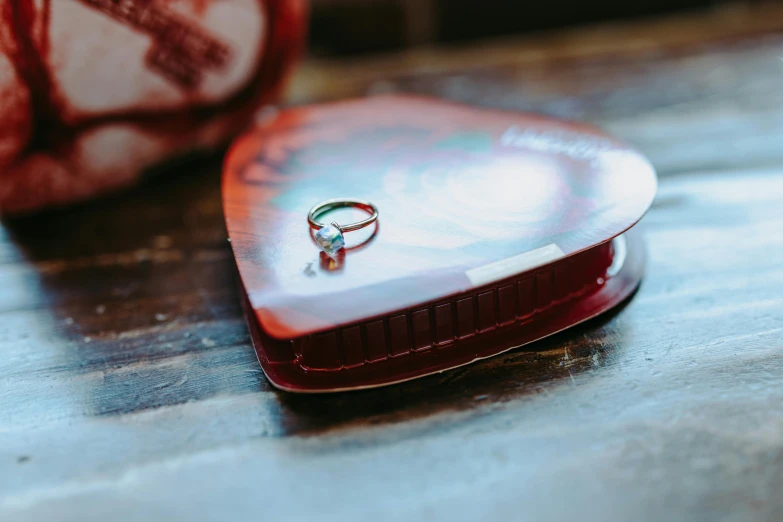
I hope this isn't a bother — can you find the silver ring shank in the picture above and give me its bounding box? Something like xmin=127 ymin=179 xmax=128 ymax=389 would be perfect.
xmin=307 ymin=199 xmax=379 ymax=232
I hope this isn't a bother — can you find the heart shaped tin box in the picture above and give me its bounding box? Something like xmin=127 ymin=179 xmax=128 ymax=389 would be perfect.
xmin=222 ymin=95 xmax=657 ymax=392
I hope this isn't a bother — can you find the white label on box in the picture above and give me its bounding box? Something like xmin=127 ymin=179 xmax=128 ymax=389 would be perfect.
xmin=465 ymin=243 xmax=565 ymax=287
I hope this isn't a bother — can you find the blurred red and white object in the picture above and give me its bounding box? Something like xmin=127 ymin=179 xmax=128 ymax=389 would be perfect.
xmin=0 ymin=0 xmax=306 ymax=213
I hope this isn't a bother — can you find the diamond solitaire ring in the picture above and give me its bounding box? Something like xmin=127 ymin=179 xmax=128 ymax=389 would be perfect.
xmin=308 ymin=199 xmax=379 ymax=255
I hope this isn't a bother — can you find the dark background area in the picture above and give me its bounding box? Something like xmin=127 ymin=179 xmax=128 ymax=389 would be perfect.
xmin=309 ymin=0 xmax=744 ymax=56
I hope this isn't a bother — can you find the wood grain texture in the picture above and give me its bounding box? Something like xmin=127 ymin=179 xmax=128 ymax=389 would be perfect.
xmin=2 ymin=3 xmax=783 ymax=521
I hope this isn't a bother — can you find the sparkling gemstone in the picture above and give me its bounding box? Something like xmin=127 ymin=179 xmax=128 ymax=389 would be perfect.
xmin=314 ymin=224 xmax=345 ymax=255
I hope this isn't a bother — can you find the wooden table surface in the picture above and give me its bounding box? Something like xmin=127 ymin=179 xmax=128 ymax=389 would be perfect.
xmin=3 ymin=3 xmax=783 ymax=521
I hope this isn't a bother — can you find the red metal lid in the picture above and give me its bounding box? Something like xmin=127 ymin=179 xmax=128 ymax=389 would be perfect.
xmin=223 ymin=95 xmax=657 ymax=341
